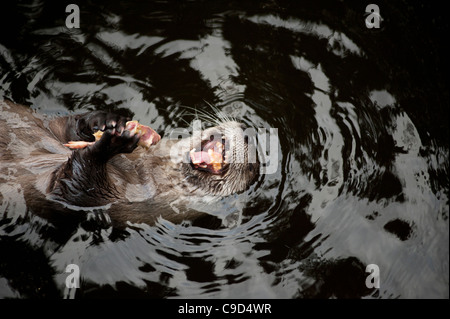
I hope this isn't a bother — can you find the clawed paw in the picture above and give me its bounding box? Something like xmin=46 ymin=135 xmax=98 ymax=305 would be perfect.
xmin=90 ymin=127 xmax=141 ymax=160
xmin=77 ymin=111 xmax=131 ymax=141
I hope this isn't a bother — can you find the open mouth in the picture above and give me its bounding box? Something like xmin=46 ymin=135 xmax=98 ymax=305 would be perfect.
xmin=190 ymin=137 xmax=228 ymax=174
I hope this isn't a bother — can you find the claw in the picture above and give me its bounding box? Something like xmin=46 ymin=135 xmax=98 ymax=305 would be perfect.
xmin=64 ymin=141 xmax=95 ymax=149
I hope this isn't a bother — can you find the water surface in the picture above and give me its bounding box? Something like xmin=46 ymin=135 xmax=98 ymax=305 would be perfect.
xmin=0 ymin=0 xmax=448 ymax=298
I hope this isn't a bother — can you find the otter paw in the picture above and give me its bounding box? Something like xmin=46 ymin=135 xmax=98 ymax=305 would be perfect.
xmin=90 ymin=128 xmax=140 ymax=160
xmin=77 ymin=111 xmax=131 ymax=141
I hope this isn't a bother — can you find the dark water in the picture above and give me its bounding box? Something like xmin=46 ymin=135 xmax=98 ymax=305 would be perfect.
xmin=0 ymin=0 xmax=448 ymax=299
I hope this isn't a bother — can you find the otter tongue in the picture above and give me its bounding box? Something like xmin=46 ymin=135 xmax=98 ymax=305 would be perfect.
xmin=190 ymin=151 xmax=213 ymax=164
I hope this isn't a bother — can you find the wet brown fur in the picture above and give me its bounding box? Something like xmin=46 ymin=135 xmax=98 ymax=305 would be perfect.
xmin=0 ymin=100 xmax=258 ymax=227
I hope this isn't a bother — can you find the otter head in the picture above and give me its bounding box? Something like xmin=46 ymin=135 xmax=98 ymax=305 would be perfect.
xmin=180 ymin=121 xmax=259 ymax=196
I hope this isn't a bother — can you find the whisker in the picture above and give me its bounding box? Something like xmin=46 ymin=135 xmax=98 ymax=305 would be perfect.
xmin=176 ymin=109 xmax=193 ymax=127
xmin=203 ymin=100 xmax=234 ymax=124
xmin=183 ymin=105 xmax=220 ymax=126
xmin=180 ymin=100 xmax=240 ymax=132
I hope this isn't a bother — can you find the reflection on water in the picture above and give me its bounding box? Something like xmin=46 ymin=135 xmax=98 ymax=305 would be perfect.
xmin=0 ymin=1 xmax=448 ymax=298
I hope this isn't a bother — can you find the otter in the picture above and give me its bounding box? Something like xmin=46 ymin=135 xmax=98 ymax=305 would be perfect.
xmin=0 ymin=99 xmax=259 ymax=227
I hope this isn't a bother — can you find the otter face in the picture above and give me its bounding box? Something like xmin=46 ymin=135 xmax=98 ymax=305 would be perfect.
xmin=181 ymin=121 xmax=259 ymax=196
